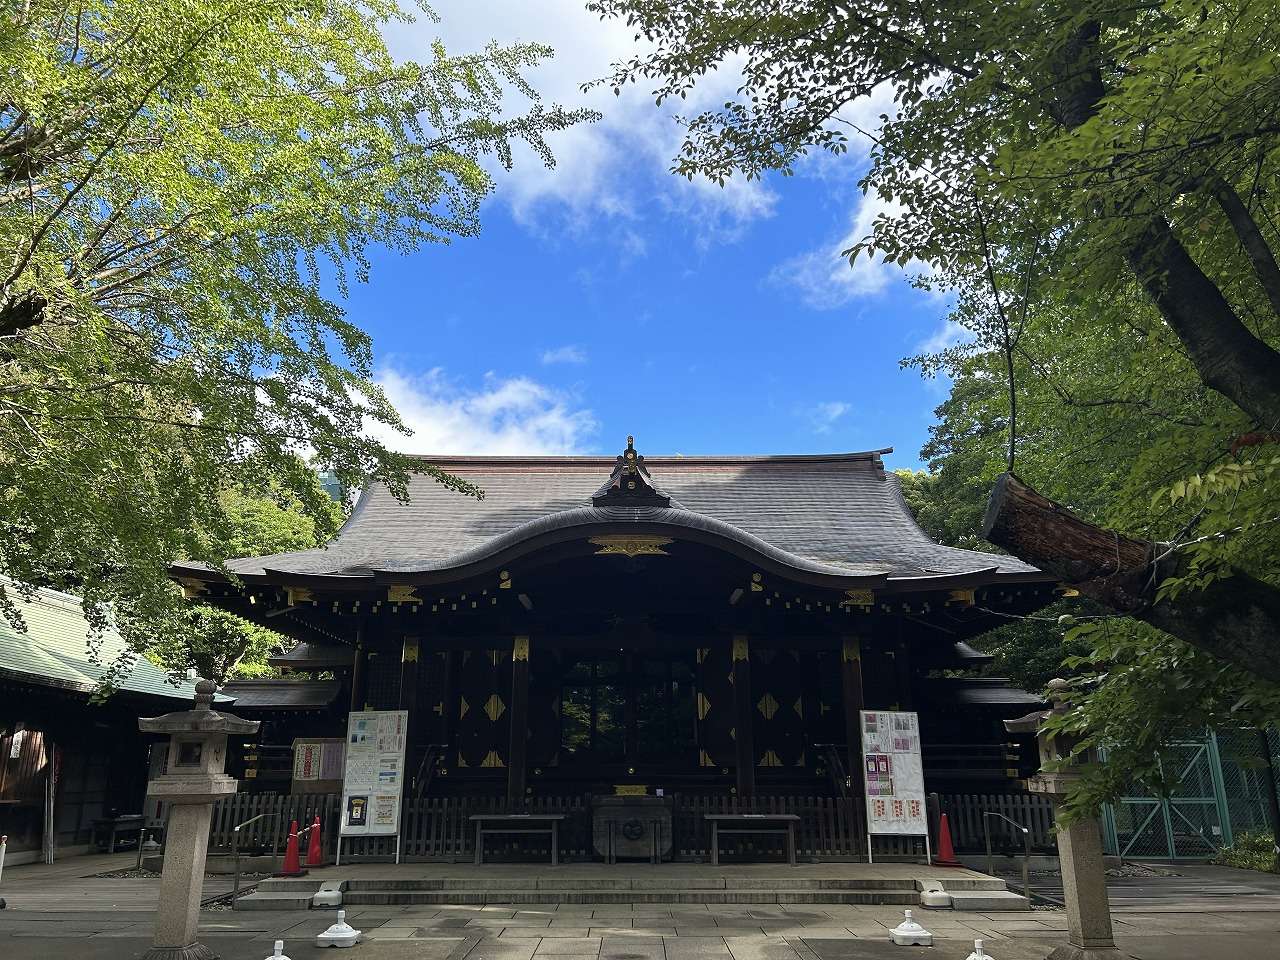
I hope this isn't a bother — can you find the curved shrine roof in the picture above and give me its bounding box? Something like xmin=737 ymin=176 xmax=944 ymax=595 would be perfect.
xmin=173 ymin=444 xmax=1044 ymax=590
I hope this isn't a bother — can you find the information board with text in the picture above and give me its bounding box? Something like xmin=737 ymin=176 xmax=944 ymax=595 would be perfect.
xmin=339 ymin=710 xmax=408 ymax=837
xmin=859 ymin=709 xmax=927 ymax=837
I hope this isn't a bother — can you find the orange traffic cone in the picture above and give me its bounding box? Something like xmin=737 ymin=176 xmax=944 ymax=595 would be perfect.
xmin=277 ymin=819 xmax=306 ymax=876
xmin=306 ymin=814 xmax=323 ymax=867
xmin=934 ymin=812 xmax=964 ymax=867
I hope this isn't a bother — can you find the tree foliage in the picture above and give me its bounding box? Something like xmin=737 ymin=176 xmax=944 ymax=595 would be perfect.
xmin=142 ymin=468 xmax=347 ymax=684
xmin=0 ymin=0 xmax=594 ymax=647
xmin=590 ymin=0 xmax=1280 ymax=677
xmin=909 ymin=330 xmax=1279 ymax=812
xmin=586 ymin=1 xmax=1280 ymax=810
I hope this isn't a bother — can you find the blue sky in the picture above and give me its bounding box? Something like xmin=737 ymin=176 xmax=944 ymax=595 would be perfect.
xmin=352 ymin=2 xmax=959 ymax=470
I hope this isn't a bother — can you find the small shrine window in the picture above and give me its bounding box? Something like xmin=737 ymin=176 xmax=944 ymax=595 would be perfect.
xmin=176 ymin=741 xmax=203 ymax=767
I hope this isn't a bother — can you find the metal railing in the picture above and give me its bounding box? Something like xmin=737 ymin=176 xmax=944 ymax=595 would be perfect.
xmin=983 ymin=810 xmax=1031 ymax=899
xmin=813 ymin=743 xmax=852 ymax=802
xmin=231 ymin=812 xmax=277 ymax=896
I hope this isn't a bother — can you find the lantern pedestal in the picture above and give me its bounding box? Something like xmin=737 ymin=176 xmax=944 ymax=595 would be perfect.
xmin=1008 ymin=680 xmax=1123 ymax=960
xmin=139 ymin=680 xmax=259 ymax=960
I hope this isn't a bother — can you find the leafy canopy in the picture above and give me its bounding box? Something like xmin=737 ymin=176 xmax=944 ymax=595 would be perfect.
xmin=586 ymin=0 xmax=1280 ymax=810
xmin=0 ymin=0 xmax=595 ymax=646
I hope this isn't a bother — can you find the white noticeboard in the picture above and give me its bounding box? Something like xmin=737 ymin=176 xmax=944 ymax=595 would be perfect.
xmin=337 ymin=710 xmax=408 ymax=864
xmin=859 ymin=709 xmax=930 ymax=863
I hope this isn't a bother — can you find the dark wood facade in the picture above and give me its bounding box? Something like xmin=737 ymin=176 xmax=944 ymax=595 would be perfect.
xmin=187 ymin=443 xmax=1056 ymax=807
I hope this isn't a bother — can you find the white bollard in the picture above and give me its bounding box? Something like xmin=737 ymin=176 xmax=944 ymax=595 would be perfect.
xmin=888 ymin=909 xmax=933 ymax=946
xmin=316 ymin=908 xmax=362 ymax=948
xmin=264 ymin=939 xmax=292 ymax=960
xmin=966 ymin=939 xmax=992 ymax=960
xmin=918 ymin=879 xmax=952 ymax=909
xmin=0 ymin=833 xmax=7 ymax=910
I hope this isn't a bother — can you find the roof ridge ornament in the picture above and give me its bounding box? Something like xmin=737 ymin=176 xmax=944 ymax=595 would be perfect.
xmin=592 ymin=435 xmax=671 ymax=508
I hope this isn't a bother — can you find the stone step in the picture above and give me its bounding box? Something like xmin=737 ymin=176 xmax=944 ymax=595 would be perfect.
xmin=946 ymin=889 xmax=1031 ymax=911
xmin=339 ymin=888 xmax=923 ymax=905
xmin=234 ymin=889 xmax=317 ymax=911
xmin=340 ymin=877 xmax=924 ymax=892
xmin=257 ymin=878 xmax=325 ymax=893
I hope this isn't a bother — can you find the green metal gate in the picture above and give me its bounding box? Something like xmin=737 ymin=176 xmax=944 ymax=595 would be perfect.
xmin=1101 ymin=734 xmax=1231 ymax=859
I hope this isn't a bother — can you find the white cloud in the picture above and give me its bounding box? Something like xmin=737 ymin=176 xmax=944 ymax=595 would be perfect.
xmin=916 ymin=319 xmax=971 ymax=355
xmin=769 ymin=187 xmax=904 ymax=308
xmin=540 ymin=344 xmax=588 ymax=365
xmin=371 ymin=368 xmax=596 ymax=454
xmin=399 ymin=2 xmax=776 ymax=240
xmin=804 ymin=401 xmax=851 ymax=434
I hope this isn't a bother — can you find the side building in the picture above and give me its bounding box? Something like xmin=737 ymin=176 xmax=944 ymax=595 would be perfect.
xmin=174 ymin=440 xmax=1054 ymax=819
xmin=0 ymin=582 xmax=207 ymax=864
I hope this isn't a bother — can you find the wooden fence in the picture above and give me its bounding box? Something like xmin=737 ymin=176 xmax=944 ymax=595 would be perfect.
xmin=938 ymin=792 xmax=1058 ymax=853
xmin=202 ymin=790 xmax=1057 ymax=862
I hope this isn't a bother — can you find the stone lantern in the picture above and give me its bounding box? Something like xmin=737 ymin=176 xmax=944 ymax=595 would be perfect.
xmin=139 ymin=679 xmax=259 ymax=960
xmin=1006 ymin=679 xmax=1121 ymax=960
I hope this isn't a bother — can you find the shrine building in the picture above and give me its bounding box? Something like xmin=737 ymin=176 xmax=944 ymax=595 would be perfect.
xmin=174 ymin=440 xmax=1053 ymax=813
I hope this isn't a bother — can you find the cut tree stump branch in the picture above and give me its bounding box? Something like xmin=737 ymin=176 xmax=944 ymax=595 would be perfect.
xmin=983 ymin=473 xmax=1280 ymax=683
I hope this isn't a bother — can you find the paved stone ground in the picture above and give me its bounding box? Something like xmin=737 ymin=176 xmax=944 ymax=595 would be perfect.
xmin=4 ymin=856 xmax=1280 ymax=958
xmin=3 ymin=898 xmax=1280 ymax=959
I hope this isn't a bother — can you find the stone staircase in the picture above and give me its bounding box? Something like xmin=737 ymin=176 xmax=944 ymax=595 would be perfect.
xmin=236 ymin=874 xmax=1026 ymax=909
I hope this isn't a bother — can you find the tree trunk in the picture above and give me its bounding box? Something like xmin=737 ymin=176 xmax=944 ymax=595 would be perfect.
xmin=1124 ymin=215 xmax=1280 ymax=430
xmin=1254 ymin=727 xmax=1280 ymax=875
xmin=983 ymin=473 xmax=1280 ymax=682
xmin=1044 ymin=20 xmax=1280 ymax=431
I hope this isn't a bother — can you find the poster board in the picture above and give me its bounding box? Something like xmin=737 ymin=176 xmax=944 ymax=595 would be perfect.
xmin=859 ymin=710 xmax=930 ymax=861
xmin=291 ymin=738 xmax=345 ymax=795
xmin=338 ymin=711 xmax=408 ymax=841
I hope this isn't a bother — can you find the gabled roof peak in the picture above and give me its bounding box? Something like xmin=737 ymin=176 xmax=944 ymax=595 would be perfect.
xmin=592 ymin=436 xmax=671 ymax=508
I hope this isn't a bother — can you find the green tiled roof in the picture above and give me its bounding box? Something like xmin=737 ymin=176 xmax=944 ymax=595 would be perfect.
xmin=0 ymin=580 xmax=203 ymax=702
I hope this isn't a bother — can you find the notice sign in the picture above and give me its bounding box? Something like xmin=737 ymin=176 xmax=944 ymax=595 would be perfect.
xmin=339 ymin=710 xmax=408 ymax=837
xmin=860 ymin=710 xmax=927 ymax=836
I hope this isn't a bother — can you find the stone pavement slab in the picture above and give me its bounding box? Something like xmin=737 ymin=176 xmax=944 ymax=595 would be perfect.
xmin=599 ymin=943 xmax=665 ymax=960
xmin=534 ymin=937 xmax=603 ymax=953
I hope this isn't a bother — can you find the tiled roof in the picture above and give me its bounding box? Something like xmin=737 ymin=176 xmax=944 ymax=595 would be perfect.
xmin=268 ymin=641 xmax=354 ymax=669
xmin=0 ymin=580 xmax=209 ymax=702
xmin=220 ymin=678 xmax=341 ymax=710
xmin=173 ymin=449 xmax=1044 ymax=587
xmin=929 ymin=677 xmax=1045 ymax=707
xmin=953 ymin=641 xmax=995 ymax=663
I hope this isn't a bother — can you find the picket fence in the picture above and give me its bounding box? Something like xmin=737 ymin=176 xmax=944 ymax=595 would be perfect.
xmin=202 ymin=790 xmax=1057 ymax=862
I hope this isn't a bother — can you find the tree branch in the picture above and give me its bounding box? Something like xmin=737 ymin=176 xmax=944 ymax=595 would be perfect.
xmin=983 ymin=473 xmax=1280 ymax=682
xmin=1210 ymin=175 xmax=1280 ymax=318
xmin=1125 ymin=215 xmax=1280 ymax=429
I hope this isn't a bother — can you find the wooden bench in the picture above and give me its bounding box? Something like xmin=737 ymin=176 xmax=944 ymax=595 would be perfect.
xmin=92 ymin=814 xmax=146 ymax=853
xmin=705 ymin=813 xmax=800 ymax=866
xmin=470 ymin=814 xmax=565 ymax=865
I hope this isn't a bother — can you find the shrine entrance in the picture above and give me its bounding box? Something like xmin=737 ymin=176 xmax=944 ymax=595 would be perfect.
xmin=558 ymin=653 xmax=698 ymax=772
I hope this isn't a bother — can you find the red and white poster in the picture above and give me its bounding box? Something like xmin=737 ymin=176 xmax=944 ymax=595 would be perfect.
xmin=860 ymin=710 xmax=927 ymax=837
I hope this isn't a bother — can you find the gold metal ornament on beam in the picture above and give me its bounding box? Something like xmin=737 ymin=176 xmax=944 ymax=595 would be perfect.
xmin=176 ymin=578 xmax=208 ymax=599
xmin=840 ymin=588 xmax=875 ymax=608
xmin=387 ymin=584 xmax=418 ymax=603
xmin=587 ymin=535 xmax=673 ymax=558
xmin=285 ymin=586 xmax=312 ymax=606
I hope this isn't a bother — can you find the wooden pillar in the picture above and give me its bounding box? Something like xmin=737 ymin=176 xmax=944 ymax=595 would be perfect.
xmin=506 ymin=636 xmax=531 ymax=810
xmin=841 ymin=636 xmax=866 ymax=796
xmin=399 ymin=635 xmax=420 ymax=713
xmin=349 ymin=623 xmax=368 ymax=713
xmin=894 ymin=626 xmax=914 ymax=710
xmin=731 ymin=634 xmax=755 ymax=801
xmin=623 ymin=651 xmax=639 ymax=766
xmin=439 ymin=650 xmax=457 ymax=761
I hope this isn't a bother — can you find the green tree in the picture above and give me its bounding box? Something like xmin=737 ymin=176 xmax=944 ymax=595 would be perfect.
xmin=588 ymin=0 xmax=1280 ymax=678
xmin=0 ymin=1 xmax=594 ymax=645
xmin=143 ymin=469 xmax=347 ymax=684
xmin=905 ymin=332 xmax=1278 ymax=818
